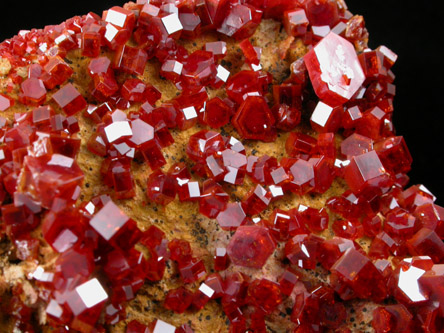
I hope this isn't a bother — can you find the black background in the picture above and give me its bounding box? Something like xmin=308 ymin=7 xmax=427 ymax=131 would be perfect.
xmin=1 ymin=0 xmax=443 ymax=204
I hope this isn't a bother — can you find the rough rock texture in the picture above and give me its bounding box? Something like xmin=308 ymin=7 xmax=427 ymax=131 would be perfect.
xmin=0 ymin=2 xmax=377 ymax=332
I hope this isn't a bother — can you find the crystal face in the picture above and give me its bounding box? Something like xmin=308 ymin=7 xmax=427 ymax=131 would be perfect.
xmin=52 ymin=83 xmax=87 ymax=115
xmin=227 ymin=226 xmax=276 ymax=268
xmin=89 ymin=201 xmax=140 ymax=248
xmin=304 ymin=32 xmax=365 ymax=106
xmin=75 ymin=278 xmax=108 ymax=308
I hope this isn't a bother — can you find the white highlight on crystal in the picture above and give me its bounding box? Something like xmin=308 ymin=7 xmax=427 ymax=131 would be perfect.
xmin=104 ymin=23 xmax=119 ymax=43
xmin=182 ymin=106 xmax=197 ymax=120
xmin=153 ymin=320 xmax=176 ymax=333
xmin=199 ymin=283 xmax=215 ymax=298
xmin=311 ymin=101 xmax=333 ymax=128
xmin=48 ymin=154 xmax=74 ymax=168
xmin=162 ymin=13 xmax=183 ymax=35
xmin=251 ymin=63 xmax=262 ymax=71
xmin=106 ymin=9 xmax=128 ymax=28
xmin=398 ymin=266 xmax=427 ymax=303
xmin=172 ymin=61 xmax=183 ymax=75
xmin=104 ymin=121 xmax=132 ymax=143
xmin=188 ymin=181 xmax=201 ymax=198
xmin=216 ymin=65 xmax=230 ymax=82
xmin=76 ymin=278 xmax=108 ymax=308
xmin=85 ymin=202 xmax=95 ymax=215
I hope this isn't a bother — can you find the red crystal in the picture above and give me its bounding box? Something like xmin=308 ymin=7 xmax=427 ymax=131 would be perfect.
xmin=356 ymin=106 xmax=389 ymax=140
xmin=414 ymin=203 xmax=444 ymax=238
xmin=129 ymin=118 xmax=154 ymax=148
xmin=22 ymin=154 xmax=84 ymax=209
xmin=42 ymin=205 xmax=85 ymax=253
xmin=340 ymin=133 xmax=373 ymax=158
xmin=20 ymin=78 xmax=47 ymax=105
xmin=362 ymin=214 xmax=383 ymax=237
xmin=239 ymin=39 xmax=260 ymax=66
xmin=232 ymin=96 xmax=276 ymax=142
xmin=227 ymin=226 xmax=276 ymax=269
xmin=286 ymin=132 xmax=317 ymax=157
xmin=181 ymin=50 xmax=217 ymax=92
xmin=304 ymin=32 xmax=365 ymax=106
xmin=374 ymin=136 xmax=412 ymax=175
xmin=248 ymin=279 xmax=282 ymax=314
xmin=217 ymin=3 xmax=262 ymax=40
xmin=103 ymin=6 xmax=136 ymax=31
xmin=401 ymin=184 xmax=436 ymax=210
xmin=342 ymin=105 xmax=363 ymax=129
xmin=103 ymin=22 xmax=131 ymax=50
xmin=88 ymin=56 xmax=113 ymax=76
xmin=169 ymin=238 xmax=193 ymax=265
xmin=202 ymin=97 xmax=231 ymax=128
xmin=180 ymin=12 xmax=201 ymax=39
xmin=368 ymin=231 xmax=397 ymax=259
xmin=249 ymin=155 xmax=278 ymax=185
xmin=309 ymin=155 xmax=335 ymax=193
xmin=217 ymin=202 xmax=247 ymax=230
xmin=301 ymin=206 xmax=329 ymax=232
xmin=160 ymin=59 xmax=183 ymax=83
xmin=176 ymin=324 xmax=194 ymax=333
xmin=65 ymin=278 xmax=108 ymax=331
xmin=89 ymin=200 xmax=141 ymax=249
xmin=310 ymin=102 xmax=343 ymax=133
xmin=108 ymin=159 xmax=135 ymax=199
xmin=81 ymin=27 xmax=103 ymax=58
xmin=1 ymin=203 xmax=39 ymax=240
xmin=344 ymin=150 xmax=393 ymax=198
xmin=287 ymin=159 xmax=315 ymax=194
xmin=214 ymin=247 xmax=229 ymax=271
xmin=389 ymin=257 xmax=431 ymax=305
xmin=284 ymin=9 xmax=309 ymax=37
xmin=384 ymin=207 xmax=417 ymax=238
xmin=358 ymin=50 xmax=387 ymax=80
xmin=42 ymin=56 xmax=73 ymax=89
xmin=121 ymin=78 xmax=161 ymax=104
xmin=179 ymin=258 xmax=207 ymax=284
xmin=271 ymin=104 xmax=301 ymax=131
xmin=186 ymin=130 xmax=225 ymax=162
xmin=52 ymin=83 xmax=87 ymax=116
xmin=199 ymin=180 xmax=229 ymax=218
xmin=330 ymin=248 xmax=388 ymax=301
xmin=304 ymin=0 xmax=339 ymax=27
xmin=377 ymin=45 xmax=398 ymax=69
xmin=407 ymin=228 xmax=444 ymax=263
xmin=204 ymin=273 xmax=225 ymax=299
xmin=266 ymin=208 xmax=300 ymax=241
xmin=164 ymin=287 xmax=193 ymax=313
xmin=114 ymin=45 xmax=148 ymax=76
xmin=318 ymin=237 xmax=356 ymax=270
xmin=0 ymin=93 xmax=14 ymax=111
xmin=278 ymin=269 xmax=299 ymax=296
xmin=92 ymin=74 xmax=119 ymax=102
xmin=332 ymin=219 xmax=364 ymax=240
xmin=226 ymin=70 xmax=268 ymax=104
xmin=146 ymin=170 xmax=177 ymax=205
xmin=241 ymin=185 xmax=271 ymax=216
xmin=372 ymin=304 xmax=413 ymax=333
xmin=285 ymin=234 xmax=322 ymax=269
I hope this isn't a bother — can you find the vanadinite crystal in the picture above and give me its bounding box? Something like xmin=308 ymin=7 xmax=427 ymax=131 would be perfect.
xmin=0 ymin=0 xmax=441 ymax=332
xmin=227 ymin=226 xmax=276 ymax=268
xmin=232 ymin=96 xmax=277 ymax=142
xmin=304 ymin=32 xmax=365 ymax=106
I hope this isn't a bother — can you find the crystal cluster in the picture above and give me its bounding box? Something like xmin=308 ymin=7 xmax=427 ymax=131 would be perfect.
xmin=0 ymin=0 xmax=442 ymax=332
